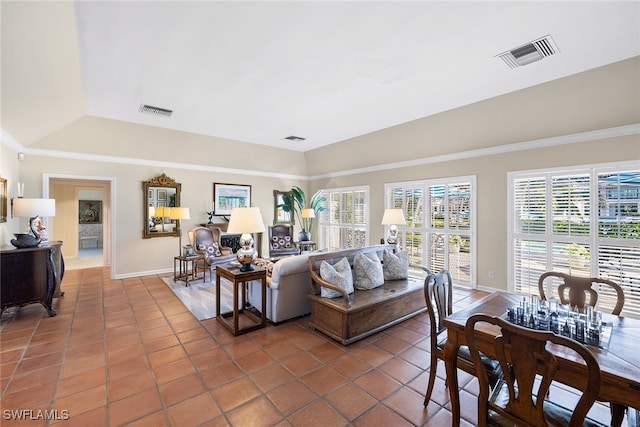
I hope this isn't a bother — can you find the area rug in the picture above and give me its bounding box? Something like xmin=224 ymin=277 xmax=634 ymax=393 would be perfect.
xmin=161 ymin=275 xmax=234 ymax=321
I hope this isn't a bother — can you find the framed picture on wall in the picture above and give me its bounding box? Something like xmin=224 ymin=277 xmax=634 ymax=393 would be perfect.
xmin=0 ymin=177 xmax=6 ymax=223
xmin=213 ymin=183 xmax=251 ymax=216
xmin=79 ymin=200 xmax=102 ymax=224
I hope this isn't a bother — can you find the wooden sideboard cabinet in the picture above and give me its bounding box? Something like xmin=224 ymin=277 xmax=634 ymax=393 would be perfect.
xmin=1 ymin=241 xmax=65 ymax=317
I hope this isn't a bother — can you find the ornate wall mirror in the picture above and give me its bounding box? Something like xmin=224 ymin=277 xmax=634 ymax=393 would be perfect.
xmin=143 ymin=173 xmax=181 ymax=239
xmin=273 ymin=190 xmax=294 ymax=225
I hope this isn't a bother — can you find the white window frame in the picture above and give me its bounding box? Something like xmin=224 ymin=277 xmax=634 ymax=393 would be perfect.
xmin=508 ymin=160 xmax=640 ymax=318
xmin=316 ymin=185 xmax=369 ymax=251
xmin=385 ymin=175 xmax=477 ymax=287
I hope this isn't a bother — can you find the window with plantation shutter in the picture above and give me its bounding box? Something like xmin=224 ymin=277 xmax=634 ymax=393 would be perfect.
xmin=509 ymin=162 xmax=640 ymax=319
xmin=386 ymin=176 xmax=476 ymax=287
xmin=317 ymin=186 xmax=368 ymax=251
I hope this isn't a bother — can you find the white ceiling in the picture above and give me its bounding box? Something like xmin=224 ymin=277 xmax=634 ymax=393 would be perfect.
xmin=3 ymin=1 xmax=640 ymax=152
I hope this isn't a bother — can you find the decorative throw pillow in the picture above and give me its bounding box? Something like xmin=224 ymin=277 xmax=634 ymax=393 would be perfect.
xmin=271 ymin=235 xmax=293 ymax=249
xmin=383 ymin=249 xmax=409 ymax=280
xmin=253 ymin=258 xmax=274 ymax=277
xmin=354 ymin=251 xmax=384 ymax=290
xmin=198 ymin=243 xmax=221 ymax=264
xmin=319 ymin=257 xmax=354 ymax=298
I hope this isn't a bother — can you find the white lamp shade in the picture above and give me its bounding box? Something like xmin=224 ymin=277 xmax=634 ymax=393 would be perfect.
xmin=301 ymin=208 xmax=316 ymax=219
xmin=169 ymin=207 xmax=190 ymax=220
xmin=13 ymin=198 xmax=56 ymax=218
xmin=381 ymin=208 xmax=405 ymax=225
xmin=148 ymin=206 xmax=156 ymax=217
xmin=227 ymin=207 xmax=266 ymax=234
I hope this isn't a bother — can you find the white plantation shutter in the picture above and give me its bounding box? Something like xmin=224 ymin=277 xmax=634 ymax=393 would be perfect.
xmin=509 ymin=164 xmax=640 ymax=319
xmin=386 ymin=177 xmax=476 ymax=287
xmin=317 ymin=186 xmax=368 ymax=251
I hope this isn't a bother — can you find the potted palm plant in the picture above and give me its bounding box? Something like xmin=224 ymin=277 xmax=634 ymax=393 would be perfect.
xmin=282 ymin=186 xmax=327 ymax=241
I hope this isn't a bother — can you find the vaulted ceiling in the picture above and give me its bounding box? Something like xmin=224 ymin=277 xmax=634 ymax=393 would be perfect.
xmin=2 ymin=1 xmax=639 ymax=152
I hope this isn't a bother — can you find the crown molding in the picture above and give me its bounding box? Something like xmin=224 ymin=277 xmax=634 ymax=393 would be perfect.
xmin=3 ymin=124 xmax=638 ymax=181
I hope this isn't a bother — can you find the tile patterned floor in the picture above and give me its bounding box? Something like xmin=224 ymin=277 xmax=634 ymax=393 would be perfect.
xmin=0 ymin=267 xmax=625 ymax=426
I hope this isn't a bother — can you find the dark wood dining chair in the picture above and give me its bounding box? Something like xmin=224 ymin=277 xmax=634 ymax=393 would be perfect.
xmin=538 ymin=271 xmax=627 ymax=426
xmin=465 ymin=313 xmax=606 ymax=427
xmin=537 ymin=271 xmax=625 ymax=315
xmin=422 ymin=270 xmax=502 ymax=406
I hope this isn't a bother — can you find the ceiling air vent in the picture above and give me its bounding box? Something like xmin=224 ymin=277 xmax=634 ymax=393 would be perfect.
xmin=139 ymin=104 xmax=173 ymax=117
xmin=283 ymin=135 xmax=306 ymax=142
xmin=496 ymin=35 xmax=559 ymax=68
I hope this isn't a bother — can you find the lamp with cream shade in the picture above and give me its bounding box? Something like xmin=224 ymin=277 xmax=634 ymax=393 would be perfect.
xmin=169 ymin=207 xmax=190 ymax=256
xmin=11 ymin=198 xmax=56 ymax=248
xmin=381 ymin=208 xmax=406 ymax=246
xmin=227 ymin=207 xmax=266 ymax=272
xmin=154 ymin=206 xmax=171 ymax=232
xmin=300 ymin=208 xmax=315 ymax=241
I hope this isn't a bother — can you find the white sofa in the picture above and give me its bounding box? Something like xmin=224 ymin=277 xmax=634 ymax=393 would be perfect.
xmin=247 ymin=252 xmax=313 ymax=323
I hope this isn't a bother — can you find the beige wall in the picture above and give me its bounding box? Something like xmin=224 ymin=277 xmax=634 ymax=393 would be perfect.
xmin=2 ymin=57 xmax=639 ymax=283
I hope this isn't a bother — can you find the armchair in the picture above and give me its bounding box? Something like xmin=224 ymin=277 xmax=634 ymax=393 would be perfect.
xmin=268 ymin=225 xmax=300 ymax=259
xmin=188 ymin=227 xmax=236 ymax=279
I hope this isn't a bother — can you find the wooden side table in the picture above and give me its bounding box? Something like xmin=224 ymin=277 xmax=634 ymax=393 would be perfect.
xmin=215 ymin=264 xmax=266 ymax=336
xmin=295 ymin=241 xmax=317 ymax=252
xmin=174 ymin=255 xmax=204 ymax=286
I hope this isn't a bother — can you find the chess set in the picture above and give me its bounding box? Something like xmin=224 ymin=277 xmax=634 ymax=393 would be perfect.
xmin=504 ymin=296 xmax=612 ymax=349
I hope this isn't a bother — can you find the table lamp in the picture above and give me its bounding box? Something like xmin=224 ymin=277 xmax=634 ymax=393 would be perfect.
xmin=300 ymin=208 xmax=315 ymax=241
xmin=169 ymin=207 xmax=190 ymax=256
xmin=227 ymin=207 xmax=266 ymax=271
xmin=11 ymin=198 xmax=56 ymax=248
xmin=381 ymin=208 xmax=405 ymax=246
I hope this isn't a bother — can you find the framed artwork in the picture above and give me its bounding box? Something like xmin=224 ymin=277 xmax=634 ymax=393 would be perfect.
xmin=0 ymin=177 xmax=6 ymax=223
xmin=273 ymin=190 xmax=294 ymax=225
xmin=157 ymin=189 xmax=167 ymax=201
xmin=79 ymin=200 xmax=102 ymax=224
xmin=213 ymin=183 xmax=251 ymax=216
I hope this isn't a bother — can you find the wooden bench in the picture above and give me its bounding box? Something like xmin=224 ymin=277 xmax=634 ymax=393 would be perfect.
xmin=308 ymin=245 xmax=429 ymax=345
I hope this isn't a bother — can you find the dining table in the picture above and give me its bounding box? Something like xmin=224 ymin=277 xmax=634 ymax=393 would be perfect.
xmin=443 ymin=290 xmax=640 ymax=427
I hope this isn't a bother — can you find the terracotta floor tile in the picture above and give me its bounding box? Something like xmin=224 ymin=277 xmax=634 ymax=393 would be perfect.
xmin=226 ymin=396 xmax=283 ymax=427
xmin=329 ymin=354 xmax=372 ymax=379
xmin=55 ymin=366 xmax=106 ymax=398
xmin=49 ymin=405 xmax=107 ymax=427
xmin=267 ymin=379 xmax=318 ymax=416
xmin=1 ymin=267 xmax=624 ymax=427
xmin=353 ymin=403 xmax=414 ymax=427
xmin=190 ymin=346 xmax=231 ymax=371
xmin=325 ymin=383 xmax=377 ymax=421
xmin=307 ymin=342 xmax=346 ymax=363
xmin=158 ymin=373 xmax=207 ymax=407
xmin=108 ymin=369 xmax=156 ymax=402
xmin=377 ymin=357 xmax=423 ymax=384
xmin=383 ymin=386 xmax=430 ymax=425
xmin=353 ymin=345 xmax=393 ymax=366
xmin=166 ymin=392 xmax=221 ymax=427
xmin=287 ymin=400 xmax=348 ymax=427
xmin=200 ymin=361 xmax=244 ymax=389
xmin=300 ymin=366 xmax=347 ymax=396
xmin=152 ymin=358 xmax=196 ymax=385
xmin=235 ymin=349 xmax=275 ymax=373
xmin=248 ymin=363 xmax=293 ymax=392
xmin=210 ymin=377 xmax=262 ymax=412
xmin=108 ymin=388 xmax=163 ymax=426
xmin=280 ymin=351 xmax=322 ymax=376
xmin=353 ymin=369 xmax=402 ymax=401
xmin=53 ymin=384 xmax=107 ymax=418
xmin=107 ymin=356 xmax=150 ymax=381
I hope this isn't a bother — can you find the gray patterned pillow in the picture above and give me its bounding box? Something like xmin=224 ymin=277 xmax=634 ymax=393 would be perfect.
xmin=354 ymin=251 xmax=384 ymax=290
xmin=319 ymin=257 xmax=354 ymax=298
xmin=383 ymin=249 xmax=409 ymax=280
